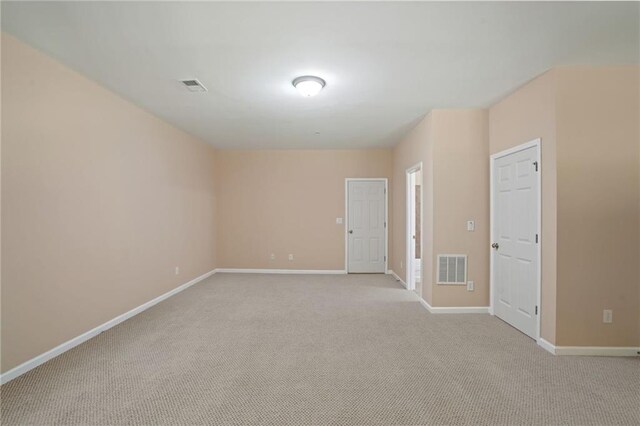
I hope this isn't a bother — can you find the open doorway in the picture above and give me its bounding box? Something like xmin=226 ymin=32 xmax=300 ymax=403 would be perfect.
xmin=406 ymin=164 xmax=422 ymax=294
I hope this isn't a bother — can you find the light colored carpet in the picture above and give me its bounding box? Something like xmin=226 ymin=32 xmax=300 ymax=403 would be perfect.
xmin=1 ymin=273 xmax=639 ymax=425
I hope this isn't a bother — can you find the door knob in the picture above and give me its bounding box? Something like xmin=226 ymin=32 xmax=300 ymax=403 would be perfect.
xmin=349 ymin=230 xmax=353 ymax=234
xmin=491 ymin=243 xmax=499 ymax=249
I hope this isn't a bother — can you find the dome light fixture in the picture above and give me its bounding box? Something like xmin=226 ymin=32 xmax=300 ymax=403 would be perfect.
xmin=292 ymin=76 xmax=325 ymax=97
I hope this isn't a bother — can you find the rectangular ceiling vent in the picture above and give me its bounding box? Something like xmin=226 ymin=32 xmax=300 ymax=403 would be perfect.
xmin=437 ymin=254 xmax=467 ymax=285
xmin=180 ymin=79 xmax=207 ymax=92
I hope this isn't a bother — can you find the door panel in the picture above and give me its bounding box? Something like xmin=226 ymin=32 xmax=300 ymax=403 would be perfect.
xmin=492 ymin=145 xmax=539 ymax=339
xmin=348 ymin=181 xmax=386 ymax=273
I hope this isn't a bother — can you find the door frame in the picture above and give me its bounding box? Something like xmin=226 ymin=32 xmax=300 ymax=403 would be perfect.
xmin=405 ymin=163 xmax=423 ymax=291
xmin=489 ymin=138 xmax=542 ymax=341
xmin=344 ymin=178 xmax=389 ymax=273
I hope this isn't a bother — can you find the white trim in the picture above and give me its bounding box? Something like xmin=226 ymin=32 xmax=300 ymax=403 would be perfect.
xmin=537 ymin=338 xmax=557 ymax=355
xmin=555 ymin=347 xmax=640 ymax=357
xmin=0 ymin=268 xmax=217 ymax=385
xmin=417 ymin=297 xmax=430 ymax=312
xmin=390 ymin=268 xmax=489 ymax=314
xmin=537 ymin=339 xmax=639 ymax=357
xmin=388 ymin=269 xmax=407 ymax=288
xmin=405 ymin=162 xmax=423 ymax=292
xmin=344 ymin=178 xmax=388 ymax=274
xmin=420 ymin=299 xmax=490 ymax=314
xmin=490 ymin=138 xmax=541 ymax=159
xmin=489 ymin=138 xmax=542 ymax=340
xmin=215 ymin=268 xmax=346 ymax=275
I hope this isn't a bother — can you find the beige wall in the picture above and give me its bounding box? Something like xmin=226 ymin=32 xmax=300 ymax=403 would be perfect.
xmin=214 ymin=149 xmax=392 ymax=270
xmin=431 ymin=110 xmax=490 ymax=307
xmin=391 ymin=110 xmax=489 ymax=307
xmin=490 ymin=67 xmax=640 ymax=347
xmin=1 ymin=34 xmax=218 ymax=373
xmin=555 ymin=66 xmax=639 ymax=347
xmin=489 ymin=70 xmax=558 ymax=343
xmin=2 ymin=33 xmax=638 ymax=377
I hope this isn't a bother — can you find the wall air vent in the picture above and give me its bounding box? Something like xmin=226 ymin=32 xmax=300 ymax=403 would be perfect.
xmin=180 ymin=79 xmax=207 ymax=92
xmin=437 ymin=254 xmax=467 ymax=285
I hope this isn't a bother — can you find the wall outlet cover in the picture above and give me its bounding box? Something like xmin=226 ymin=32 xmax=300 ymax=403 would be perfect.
xmin=288 ymin=254 xmax=294 ymax=261
xmin=467 ymin=281 xmax=474 ymax=291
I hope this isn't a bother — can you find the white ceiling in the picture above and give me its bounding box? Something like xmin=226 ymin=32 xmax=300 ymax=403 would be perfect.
xmin=2 ymin=1 xmax=638 ymax=149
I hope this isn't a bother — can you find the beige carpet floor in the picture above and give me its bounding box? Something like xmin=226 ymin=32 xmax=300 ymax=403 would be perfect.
xmin=1 ymin=273 xmax=639 ymax=425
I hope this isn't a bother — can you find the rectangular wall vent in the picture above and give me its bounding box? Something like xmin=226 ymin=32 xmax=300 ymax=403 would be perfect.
xmin=180 ymin=79 xmax=207 ymax=92
xmin=437 ymin=254 xmax=467 ymax=285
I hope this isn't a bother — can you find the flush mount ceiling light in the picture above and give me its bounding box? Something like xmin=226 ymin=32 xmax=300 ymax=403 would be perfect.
xmin=292 ymin=76 xmax=325 ymax=97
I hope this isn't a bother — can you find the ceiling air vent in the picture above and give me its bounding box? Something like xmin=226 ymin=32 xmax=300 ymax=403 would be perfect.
xmin=180 ymin=79 xmax=207 ymax=92
xmin=437 ymin=254 xmax=467 ymax=285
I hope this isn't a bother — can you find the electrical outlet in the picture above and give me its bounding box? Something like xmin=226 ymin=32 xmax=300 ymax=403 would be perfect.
xmin=270 ymin=253 xmax=276 ymax=260
xmin=336 ymin=217 xmax=343 ymax=224
xmin=603 ymin=309 xmax=613 ymax=323
xmin=288 ymin=254 xmax=294 ymax=261
xmin=175 ymin=266 xmax=180 ymax=275
xmin=467 ymin=281 xmax=474 ymax=291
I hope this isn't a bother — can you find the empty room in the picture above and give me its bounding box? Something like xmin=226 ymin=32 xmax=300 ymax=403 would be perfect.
xmin=1 ymin=1 xmax=639 ymax=425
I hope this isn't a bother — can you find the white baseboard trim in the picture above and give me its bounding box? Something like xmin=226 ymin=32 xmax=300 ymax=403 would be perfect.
xmin=0 ymin=268 xmax=217 ymax=385
xmin=421 ymin=300 xmax=490 ymax=314
xmin=388 ymin=270 xmax=407 ymax=288
xmin=537 ymin=338 xmax=557 ymax=355
xmin=537 ymin=339 xmax=639 ymax=357
xmin=387 ymin=270 xmax=488 ymax=314
xmin=215 ymin=268 xmax=346 ymax=275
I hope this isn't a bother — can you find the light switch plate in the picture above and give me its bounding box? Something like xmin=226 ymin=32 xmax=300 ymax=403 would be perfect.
xmin=336 ymin=217 xmax=343 ymax=224
xmin=467 ymin=220 xmax=475 ymax=231
xmin=467 ymin=281 xmax=474 ymax=291
xmin=603 ymin=309 xmax=613 ymax=323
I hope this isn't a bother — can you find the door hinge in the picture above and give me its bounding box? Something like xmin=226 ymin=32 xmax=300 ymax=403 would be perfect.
xmin=533 ymin=161 xmax=539 ymax=172
xmin=384 ymin=221 xmax=386 ymax=228
xmin=535 ymin=305 xmax=538 ymax=315
xmin=535 ymin=234 xmax=539 ymax=243
xmin=384 ymin=256 xmax=386 ymax=261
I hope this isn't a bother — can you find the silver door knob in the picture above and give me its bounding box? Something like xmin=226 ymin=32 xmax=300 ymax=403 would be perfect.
xmin=349 ymin=230 xmax=353 ymax=234
xmin=491 ymin=243 xmax=499 ymax=249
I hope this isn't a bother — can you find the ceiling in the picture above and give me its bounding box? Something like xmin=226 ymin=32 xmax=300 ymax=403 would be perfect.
xmin=2 ymin=1 xmax=638 ymax=149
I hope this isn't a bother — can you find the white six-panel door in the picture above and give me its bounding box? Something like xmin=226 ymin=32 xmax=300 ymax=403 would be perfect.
xmin=491 ymin=142 xmax=540 ymax=339
xmin=347 ymin=180 xmax=386 ymax=273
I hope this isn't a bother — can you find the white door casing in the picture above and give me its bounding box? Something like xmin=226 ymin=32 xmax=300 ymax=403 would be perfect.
xmin=405 ymin=163 xmax=423 ymax=292
xmin=346 ymin=179 xmax=387 ymax=273
xmin=490 ymin=140 xmax=541 ymax=339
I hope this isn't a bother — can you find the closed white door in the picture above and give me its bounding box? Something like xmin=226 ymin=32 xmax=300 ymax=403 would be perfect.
xmin=347 ymin=180 xmax=386 ymax=273
xmin=491 ymin=144 xmax=540 ymax=339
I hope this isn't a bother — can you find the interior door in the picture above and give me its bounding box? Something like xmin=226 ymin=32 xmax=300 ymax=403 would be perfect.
xmin=492 ymin=144 xmax=539 ymax=339
xmin=347 ymin=180 xmax=386 ymax=273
